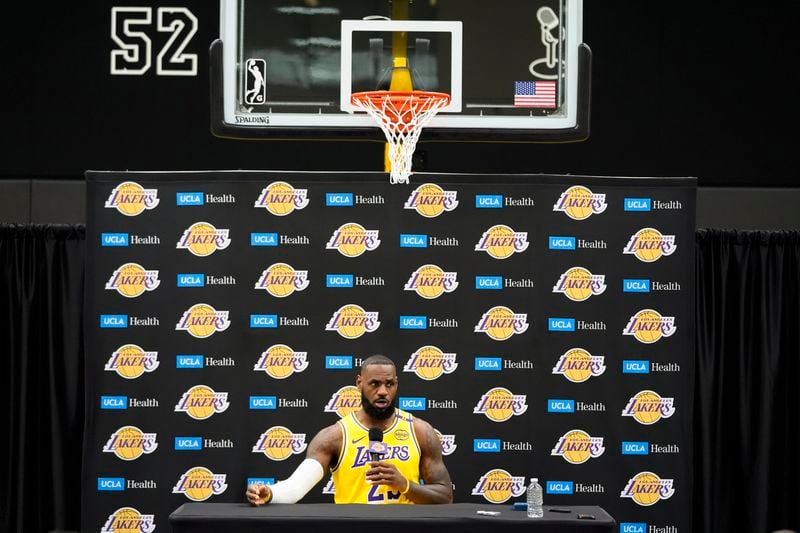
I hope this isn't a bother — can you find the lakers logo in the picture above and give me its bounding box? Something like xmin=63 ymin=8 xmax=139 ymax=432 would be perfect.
xmin=404 ymin=265 xmax=458 ymax=299
xmin=177 ymin=222 xmax=231 ymax=257
xmin=101 ymin=507 xmax=155 ymax=533
xmin=552 ymin=348 xmax=606 ymax=383
xmin=325 ymin=304 xmax=380 ymax=339
xmin=176 ymin=304 xmax=231 ymax=338
xmin=324 ymin=385 xmax=361 ymax=418
xmin=622 ymin=390 xmax=675 ymax=425
xmin=173 ymin=467 xmax=227 ymax=501
xmin=105 ymin=263 xmax=160 ymax=298
xmin=326 ymin=223 xmax=381 ymax=257
xmin=404 ymin=183 xmax=459 ymax=217
xmin=474 ymin=306 xmax=529 ymax=341
xmin=254 ymin=344 xmax=309 ymax=379
xmin=621 ymin=472 xmax=675 ymax=506
xmin=552 ymin=267 xmax=606 ymax=301
xmin=255 ymin=263 xmax=310 ymax=297
xmin=323 ymin=478 xmax=336 ymax=495
xmin=104 ymin=344 xmax=159 ymax=379
xmin=255 ymin=181 xmax=309 ymax=216
xmin=553 ymin=185 xmax=607 ymax=220
xmin=551 ymin=429 xmax=605 ymax=464
xmin=471 ymin=469 xmax=526 ymax=503
xmin=252 ymin=426 xmax=307 ymax=461
xmin=623 ymin=309 xmax=676 ymax=344
xmin=474 ymin=225 xmax=529 ymax=259
xmin=434 ymin=429 xmax=457 ymax=456
xmin=102 ymin=426 xmax=158 ymax=461
xmin=623 ymin=227 xmax=676 ymax=262
xmin=175 ymin=385 xmax=230 ymax=420
xmin=403 ymin=346 xmax=457 ymax=380
xmin=104 ymin=181 xmax=159 ymax=216
xmin=473 ymin=387 xmax=528 ymax=422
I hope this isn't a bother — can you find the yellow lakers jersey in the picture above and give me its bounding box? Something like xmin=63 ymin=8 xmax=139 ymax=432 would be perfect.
xmin=331 ymin=409 xmax=421 ymax=504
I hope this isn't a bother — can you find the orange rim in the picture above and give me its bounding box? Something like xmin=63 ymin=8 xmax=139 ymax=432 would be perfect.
xmin=351 ymin=90 xmax=451 ymax=108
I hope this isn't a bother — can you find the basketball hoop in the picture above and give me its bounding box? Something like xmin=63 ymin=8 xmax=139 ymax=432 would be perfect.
xmin=351 ymin=90 xmax=450 ymax=184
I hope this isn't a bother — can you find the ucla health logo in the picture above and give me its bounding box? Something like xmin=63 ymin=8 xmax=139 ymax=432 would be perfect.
xmin=326 ymin=304 xmax=380 ymax=339
xmin=101 ymin=507 xmax=155 ymax=533
xmin=254 ymin=344 xmax=309 ymax=379
xmin=175 ymin=385 xmax=230 ymax=420
xmin=104 ymin=263 xmax=160 ymax=298
xmin=176 ymin=304 xmax=231 ymax=338
xmin=473 ymin=387 xmax=528 ymax=422
xmin=623 ymin=309 xmax=676 ymax=343
xmin=475 ymin=306 xmax=528 ymax=340
xmin=104 ymin=344 xmax=159 ymax=379
xmin=435 ymin=429 xmax=456 ymax=455
xmin=551 ymin=429 xmax=605 ymax=464
xmin=553 ymin=185 xmax=607 ymax=220
xmin=173 ymin=467 xmax=227 ymax=501
xmin=403 ymin=346 xmax=457 ymax=380
xmin=622 ymin=390 xmax=675 ymax=425
xmin=404 ymin=265 xmax=458 ymax=299
xmin=623 ymin=228 xmax=676 ymax=262
xmin=552 ymin=267 xmax=606 ymax=301
xmin=474 ymin=225 xmax=529 ymax=259
xmin=102 ymin=426 xmax=158 ymax=460
xmin=324 ymin=385 xmax=361 ymax=418
xmin=403 ymin=183 xmax=458 ymax=217
xmin=255 ymin=263 xmax=310 ymax=297
xmin=252 ymin=426 xmax=307 ymax=460
xmin=621 ymin=472 xmax=675 ymax=506
xmin=552 ymin=348 xmax=606 ymax=383
xmin=255 ymin=181 xmax=309 ymax=216
xmin=104 ymin=181 xmax=159 ymax=216
xmin=176 ymin=222 xmax=231 ymax=257
xmin=471 ymin=469 xmax=526 ymax=503
xmin=326 ymin=223 xmax=380 ymax=257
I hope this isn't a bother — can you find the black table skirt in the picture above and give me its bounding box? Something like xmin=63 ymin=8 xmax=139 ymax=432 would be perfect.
xmin=169 ymin=503 xmax=616 ymax=533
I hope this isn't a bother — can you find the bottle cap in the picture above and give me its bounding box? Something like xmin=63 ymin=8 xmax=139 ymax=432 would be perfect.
xmin=530 ymin=477 xmax=538 ymax=483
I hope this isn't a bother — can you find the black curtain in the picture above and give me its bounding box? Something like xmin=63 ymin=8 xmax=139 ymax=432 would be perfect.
xmin=2 ymin=225 xmax=800 ymax=532
xmin=694 ymin=230 xmax=800 ymax=533
xmin=0 ymin=225 xmax=85 ymax=533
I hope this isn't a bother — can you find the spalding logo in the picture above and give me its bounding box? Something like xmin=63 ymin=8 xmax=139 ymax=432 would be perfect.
xmin=252 ymin=426 xmax=307 ymax=461
xmin=403 ymin=183 xmax=458 ymax=217
xmin=104 ymin=181 xmax=159 ymax=216
xmin=553 ymin=185 xmax=607 ymax=220
xmin=471 ymin=469 xmax=526 ymax=503
xmin=254 ymin=181 xmax=309 ymax=216
xmin=620 ymin=471 xmax=675 ymax=506
xmin=173 ymin=466 xmax=227 ymax=501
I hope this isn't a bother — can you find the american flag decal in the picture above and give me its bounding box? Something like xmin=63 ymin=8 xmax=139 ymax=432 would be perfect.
xmin=514 ymin=80 xmax=557 ymax=108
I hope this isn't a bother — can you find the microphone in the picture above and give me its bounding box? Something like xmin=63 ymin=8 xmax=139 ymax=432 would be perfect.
xmin=368 ymin=427 xmax=387 ymax=462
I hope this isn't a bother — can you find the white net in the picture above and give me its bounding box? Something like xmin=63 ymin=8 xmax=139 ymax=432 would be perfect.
xmin=351 ymin=91 xmax=450 ymax=184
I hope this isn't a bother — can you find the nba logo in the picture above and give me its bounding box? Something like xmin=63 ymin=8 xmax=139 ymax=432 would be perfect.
xmin=245 ymin=58 xmax=266 ymax=105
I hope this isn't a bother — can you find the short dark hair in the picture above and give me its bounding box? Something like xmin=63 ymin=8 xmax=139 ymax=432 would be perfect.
xmin=360 ymin=354 xmax=395 ymax=373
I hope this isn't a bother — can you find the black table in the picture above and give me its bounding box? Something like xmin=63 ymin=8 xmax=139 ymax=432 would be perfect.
xmin=170 ymin=503 xmax=616 ymax=533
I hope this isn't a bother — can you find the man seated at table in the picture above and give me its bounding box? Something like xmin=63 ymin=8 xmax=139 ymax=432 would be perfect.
xmin=246 ymin=354 xmax=453 ymax=505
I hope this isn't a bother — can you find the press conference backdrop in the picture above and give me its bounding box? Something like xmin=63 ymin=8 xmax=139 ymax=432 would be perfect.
xmin=82 ymin=171 xmax=695 ymax=533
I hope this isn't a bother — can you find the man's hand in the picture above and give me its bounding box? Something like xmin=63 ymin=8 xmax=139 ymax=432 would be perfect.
xmin=365 ymin=461 xmax=407 ymax=492
xmin=246 ymin=483 xmax=272 ymax=506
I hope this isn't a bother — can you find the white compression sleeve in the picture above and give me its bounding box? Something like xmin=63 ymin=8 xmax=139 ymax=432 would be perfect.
xmin=269 ymin=458 xmax=325 ymax=504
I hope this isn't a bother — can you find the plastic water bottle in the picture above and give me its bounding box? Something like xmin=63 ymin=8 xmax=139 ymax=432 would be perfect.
xmin=527 ymin=478 xmax=543 ymax=518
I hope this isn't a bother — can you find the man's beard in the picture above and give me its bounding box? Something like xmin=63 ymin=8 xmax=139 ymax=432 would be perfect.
xmin=361 ymin=392 xmax=396 ymax=420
